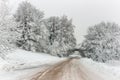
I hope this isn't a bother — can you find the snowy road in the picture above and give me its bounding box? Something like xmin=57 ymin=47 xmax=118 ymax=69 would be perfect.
xmin=25 ymin=57 xmax=115 ymax=80
xmin=0 ymin=49 xmax=120 ymax=80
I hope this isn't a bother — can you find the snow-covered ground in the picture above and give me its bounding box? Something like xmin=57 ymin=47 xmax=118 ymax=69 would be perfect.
xmin=80 ymin=58 xmax=120 ymax=80
xmin=0 ymin=49 xmax=62 ymax=71
xmin=0 ymin=49 xmax=63 ymax=80
xmin=0 ymin=49 xmax=120 ymax=80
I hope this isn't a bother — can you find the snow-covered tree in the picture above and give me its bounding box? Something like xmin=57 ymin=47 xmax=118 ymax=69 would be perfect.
xmin=0 ymin=0 xmax=18 ymax=59
xmin=44 ymin=16 xmax=76 ymax=56
xmin=14 ymin=1 xmax=47 ymax=52
xmin=44 ymin=17 xmax=59 ymax=45
xmin=81 ymin=22 xmax=120 ymax=62
xmin=60 ymin=16 xmax=76 ymax=51
xmin=0 ymin=0 xmax=18 ymax=45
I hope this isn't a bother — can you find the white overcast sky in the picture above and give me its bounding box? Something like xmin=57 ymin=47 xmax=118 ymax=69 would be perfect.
xmin=7 ymin=0 xmax=120 ymax=44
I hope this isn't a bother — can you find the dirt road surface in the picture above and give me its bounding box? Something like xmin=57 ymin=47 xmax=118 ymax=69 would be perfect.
xmin=23 ymin=57 xmax=108 ymax=80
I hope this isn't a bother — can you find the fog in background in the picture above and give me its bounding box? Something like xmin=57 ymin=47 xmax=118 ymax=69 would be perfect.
xmin=7 ymin=0 xmax=120 ymax=44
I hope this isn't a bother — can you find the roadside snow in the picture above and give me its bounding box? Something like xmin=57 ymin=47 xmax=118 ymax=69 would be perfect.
xmin=80 ymin=58 xmax=120 ymax=80
xmin=0 ymin=49 xmax=61 ymax=71
xmin=0 ymin=49 xmax=63 ymax=80
xmin=6 ymin=49 xmax=60 ymax=64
